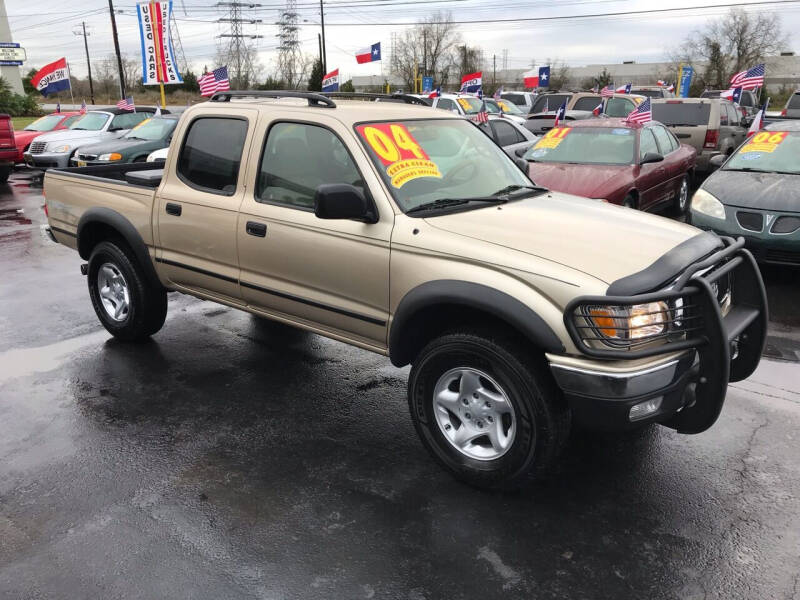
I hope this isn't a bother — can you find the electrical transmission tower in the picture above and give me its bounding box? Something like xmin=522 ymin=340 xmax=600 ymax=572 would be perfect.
xmin=170 ymin=17 xmax=188 ymax=74
xmin=217 ymin=2 xmax=263 ymax=88
xmin=276 ymin=0 xmax=301 ymax=88
xmin=390 ymin=31 xmax=398 ymax=75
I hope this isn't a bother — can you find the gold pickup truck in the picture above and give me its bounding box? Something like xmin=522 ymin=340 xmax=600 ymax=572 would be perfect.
xmin=43 ymin=91 xmax=767 ymax=489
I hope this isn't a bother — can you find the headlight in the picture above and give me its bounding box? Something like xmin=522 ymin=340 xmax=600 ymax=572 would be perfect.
xmin=584 ymin=302 xmax=668 ymax=342
xmin=691 ymin=188 xmax=725 ymax=220
xmin=51 ymin=144 xmax=72 ymax=153
xmin=98 ymin=153 xmax=122 ymax=161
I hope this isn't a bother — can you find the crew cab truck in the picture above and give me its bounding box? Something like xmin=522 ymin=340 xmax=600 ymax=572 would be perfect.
xmin=43 ymin=91 xmax=768 ymax=489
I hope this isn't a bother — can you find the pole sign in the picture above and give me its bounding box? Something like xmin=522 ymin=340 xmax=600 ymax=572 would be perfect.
xmin=0 ymin=43 xmax=26 ymax=66
xmin=679 ymin=65 xmax=693 ymax=98
xmin=136 ymin=1 xmax=183 ymax=85
xmin=422 ymin=76 xmax=433 ymax=93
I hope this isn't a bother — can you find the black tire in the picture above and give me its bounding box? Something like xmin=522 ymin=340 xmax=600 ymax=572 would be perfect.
xmin=0 ymin=167 xmax=10 ymax=184
xmin=408 ymin=330 xmax=571 ymax=490
xmin=674 ymin=175 xmax=690 ymax=215
xmin=622 ymin=193 xmax=636 ymax=209
xmin=87 ymin=240 xmax=167 ymax=341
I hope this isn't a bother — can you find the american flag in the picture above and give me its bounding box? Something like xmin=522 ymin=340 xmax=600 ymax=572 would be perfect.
xmin=600 ymin=85 xmax=614 ymax=98
xmin=199 ymin=66 xmax=231 ymax=97
xmin=471 ymin=99 xmax=489 ymax=124
xmin=730 ymin=64 xmax=765 ymax=90
xmin=117 ymin=96 xmax=134 ymax=111
xmin=79 ymin=100 xmax=87 ymax=114
xmin=625 ymin=96 xmax=652 ymax=124
xmin=493 ymin=85 xmax=503 ymax=100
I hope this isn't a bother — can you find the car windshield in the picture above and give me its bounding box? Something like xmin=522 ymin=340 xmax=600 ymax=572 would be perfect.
xmin=454 ymin=96 xmax=486 ymax=114
xmin=651 ymin=103 xmax=710 ymax=126
xmin=723 ymin=131 xmax=800 ymax=175
xmin=24 ymin=115 xmax=64 ymax=131
xmin=69 ymin=112 xmax=109 ymax=131
xmin=523 ymin=126 xmax=635 ymax=165
xmin=355 ymin=119 xmax=534 ymax=213
xmin=124 ymin=117 xmax=176 ymax=141
xmin=531 ymin=94 xmax=571 ymax=113
xmin=492 ymin=99 xmax=524 ymax=114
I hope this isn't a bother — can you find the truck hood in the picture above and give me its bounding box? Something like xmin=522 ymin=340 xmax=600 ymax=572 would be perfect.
xmin=423 ymin=192 xmax=700 ymax=285
xmin=528 ymin=163 xmax=632 ymax=198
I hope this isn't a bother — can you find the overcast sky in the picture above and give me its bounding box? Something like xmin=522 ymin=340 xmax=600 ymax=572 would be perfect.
xmin=5 ymin=0 xmax=799 ymax=84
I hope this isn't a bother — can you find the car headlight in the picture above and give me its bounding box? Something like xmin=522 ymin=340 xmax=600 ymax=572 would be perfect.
xmin=51 ymin=144 xmax=72 ymax=153
xmin=691 ymin=188 xmax=725 ymax=220
xmin=98 ymin=153 xmax=122 ymax=161
xmin=583 ymin=302 xmax=668 ymax=342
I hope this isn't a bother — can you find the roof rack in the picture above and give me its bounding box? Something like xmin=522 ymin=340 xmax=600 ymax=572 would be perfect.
xmin=324 ymin=92 xmax=430 ymax=106
xmin=208 ymin=90 xmax=336 ymax=108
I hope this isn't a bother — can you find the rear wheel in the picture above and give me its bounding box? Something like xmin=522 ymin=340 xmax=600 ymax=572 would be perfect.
xmin=674 ymin=175 xmax=690 ymax=215
xmin=87 ymin=240 xmax=167 ymax=341
xmin=623 ymin=194 xmax=637 ymax=209
xmin=0 ymin=166 xmax=10 ymax=184
xmin=408 ymin=330 xmax=570 ymax=490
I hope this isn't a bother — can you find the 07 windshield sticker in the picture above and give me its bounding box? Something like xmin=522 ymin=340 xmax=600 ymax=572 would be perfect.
xmin=356 ymin=123 xmax=443 ymax=188
xmin=740 ymin=131 xmax=788 ymax=154
xmin=534 ymin=127 xmax=571 ymax=149
xmin=457 ymin=98 xmax=473 ymax=111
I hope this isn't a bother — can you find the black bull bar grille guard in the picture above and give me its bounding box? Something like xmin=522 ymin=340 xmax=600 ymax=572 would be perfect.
xmin=564 ymin=236 xmax=768 ymax=433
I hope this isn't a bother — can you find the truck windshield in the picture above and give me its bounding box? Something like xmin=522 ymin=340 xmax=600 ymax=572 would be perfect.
xmin=355 ymin=119 xmax=533 ymax=213
xmin=124 ymin=117 xmax=177 ymax=141
xmin=24 ymin=115 xmax=63 ymax=131
xmin=523 ymin=126 xmax=635 ymax=165
xmin=69 ymin=113 xmax=110 ymax=131
xmin=723 ymin=131 xmax=800 ymax=175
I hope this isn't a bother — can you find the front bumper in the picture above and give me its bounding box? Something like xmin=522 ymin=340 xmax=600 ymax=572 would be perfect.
xmin=550 ymin=236 xmax=767 ymax=433
xmin=23 ymin=151 xmax=71 ymax=169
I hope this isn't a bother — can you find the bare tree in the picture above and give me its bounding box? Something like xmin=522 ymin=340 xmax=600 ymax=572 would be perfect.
xmin=392 ymin=11 xmax=461 ymax=90
xmin=215 ymin=45 xmax=262 ymax=89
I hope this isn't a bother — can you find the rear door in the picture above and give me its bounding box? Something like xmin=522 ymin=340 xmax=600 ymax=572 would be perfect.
xmin=651 ymin=124 xmax=683 ymax=201
xmin=636 ymin=127 xmax=668 ymax=210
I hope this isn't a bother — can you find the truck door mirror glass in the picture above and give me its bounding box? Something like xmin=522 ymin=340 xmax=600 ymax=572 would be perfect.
xmin=314 ymin=183 xmax=376 ymax=223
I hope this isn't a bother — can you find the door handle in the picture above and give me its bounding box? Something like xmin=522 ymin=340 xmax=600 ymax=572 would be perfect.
xmin=165 ymin=202 xmax=182 ymax=216
xmin=246 ymin=221 xmax=267 ymax=237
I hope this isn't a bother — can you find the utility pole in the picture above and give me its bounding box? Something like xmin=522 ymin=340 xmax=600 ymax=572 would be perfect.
xmin=74 ymin=22 xmax=95 ymax=104
xmin=318 ymin=33 xmax=323 ymax=69
xmin=108 ymin=0 xmax=126 ymax=99
xmin=422 ymin=30 xmax=427 ymax=78
xmin=319 ymin=0 xmax=327 ymax=74
xmin=492 ymin=54 xmax=496 ymax=87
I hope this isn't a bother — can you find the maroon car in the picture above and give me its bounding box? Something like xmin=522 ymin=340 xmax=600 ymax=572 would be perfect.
xmin=523 ymin=118 xmax=697 ymax=214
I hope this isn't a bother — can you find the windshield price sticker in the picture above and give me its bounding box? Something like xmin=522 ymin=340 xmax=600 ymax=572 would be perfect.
xmin=457 ymin=98 xmax=473 ymax=111
xmin=535 ymin=127 xmax=572 ymax=149
xmin=132 ymin=118 xmax=151 ymax=130
xmin=357 ymin=123 xmax=442 ymax=188
xmin=496 ymin=100 xmax=509 ymax=111
xmin=741 ymin=131 xmax=788 ymax=154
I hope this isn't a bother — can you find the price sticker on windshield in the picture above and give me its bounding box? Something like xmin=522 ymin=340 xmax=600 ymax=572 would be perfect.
xmin=356 ymin=123 xmax=442 ymax=188
xmin=535 ymin=127 xmax=572 ymax=149
xmin=741 ymin=131 xmax=788 ymax=154
xmin=496 ymin=100 xmax=509 ymax=111
xmin=457 ymin=98 xmax=473 ymax=111
xmin=132 ymin=118 xmax=151 ymax=130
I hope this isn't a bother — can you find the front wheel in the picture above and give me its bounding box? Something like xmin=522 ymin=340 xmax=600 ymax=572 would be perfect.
xmin=674 ymin=175 xmax=690 ymax=215
xmin=408 ymin=331 xmax=570 ymax=490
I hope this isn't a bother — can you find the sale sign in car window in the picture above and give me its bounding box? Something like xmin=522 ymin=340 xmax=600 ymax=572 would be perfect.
xmin=356 ymin=123 xmax=442 ymax=188
xmin=534 ymin=127 xmax=572 ymax=149
xmin=740 ymin=131 xmax=788 ymax=154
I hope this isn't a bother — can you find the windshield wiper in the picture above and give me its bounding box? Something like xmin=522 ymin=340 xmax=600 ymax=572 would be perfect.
xmin=406 ymin=197 xmax=507 ymax=214
xmin=725 ymin=167 xmax=799 ymax=175
xmin=491 ymin=184 xmax=546 ymax=197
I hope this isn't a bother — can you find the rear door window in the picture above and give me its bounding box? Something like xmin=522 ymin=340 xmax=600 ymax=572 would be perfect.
xmin=651 ymin=103 xmax=711 ymax=126
xmin=177 ymin=117 xmax=248 ymax=195
xmin=719 ymin=105 xmax=729 ymax=125
xmin=573 ymin=96 xmax=602 ymax=111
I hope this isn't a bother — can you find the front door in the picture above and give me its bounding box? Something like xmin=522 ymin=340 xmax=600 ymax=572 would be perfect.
xmin=636 ymin=127 xmax=668 ymax=210
xmin=236 ymin=117 xmax=394 ymax=349
xmin=155 ymin=110 xmax=257 ymax=303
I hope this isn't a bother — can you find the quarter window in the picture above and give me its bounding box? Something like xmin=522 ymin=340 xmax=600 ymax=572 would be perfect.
xmin=177 ymin=117 xmax=248 ymax=194
xmin=257 ymin=122 xmax=365 ymax=210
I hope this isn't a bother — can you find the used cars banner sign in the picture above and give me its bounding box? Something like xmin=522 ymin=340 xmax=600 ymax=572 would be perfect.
xmin=136 ymin=1 xmax=183 ymax=85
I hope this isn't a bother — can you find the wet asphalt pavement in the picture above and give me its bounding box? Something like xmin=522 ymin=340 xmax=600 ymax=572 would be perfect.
xmin=1 ymin=170 xmax=799 ymax=600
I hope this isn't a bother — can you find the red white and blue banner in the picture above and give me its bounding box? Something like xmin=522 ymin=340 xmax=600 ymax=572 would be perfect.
xmin=31 ymin=57 xmax=71 ymax=97
xmin=137 ymin=1 xmax=183 ymax=85
xmin=460 ymin=71 xmax=482 ymax=93
xmin=355 ymin=42 xmax=381 ymax=64
xmin=523 ymin=66 xmax=550 ymax=88
xmin=322 ymin=68 xmax=339 ymax=92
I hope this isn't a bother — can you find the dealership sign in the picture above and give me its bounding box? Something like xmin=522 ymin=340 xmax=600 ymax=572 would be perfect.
xmin=0 ymin=43 xmax=26 ymax=66
xmin=136 ymin=1 xmax=183 ymax=85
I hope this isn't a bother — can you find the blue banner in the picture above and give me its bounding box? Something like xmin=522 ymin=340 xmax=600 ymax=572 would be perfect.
xmin=422 ymin=76 xmax=433 ymax=93
xmin=679 ymin=65 xmax=693 ymax=98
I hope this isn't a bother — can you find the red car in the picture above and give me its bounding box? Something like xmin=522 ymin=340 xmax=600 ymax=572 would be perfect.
xmin=0 ymin=114 xmax=16 ymax=183
xmin=524 ymin=118 xmax=697 ymax=214
xmin=13 ymin=111 xmax=82 ymax=164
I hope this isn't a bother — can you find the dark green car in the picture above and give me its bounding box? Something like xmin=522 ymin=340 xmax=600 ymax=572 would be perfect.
xmin=690 ymin=122 xmax=800 ymax=266
xmin=71 ymin=115 xmax=179 ymax=166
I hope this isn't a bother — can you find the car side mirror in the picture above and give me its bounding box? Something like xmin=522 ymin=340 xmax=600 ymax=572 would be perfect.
xmin=709 ymin=154 xmax=727 ymax=170
xmin=741 ymin=116 xmax=752 ymax=128
xmin=640 ymin=152 xmax=664 ymax=165
xmin=314 ymin=183 xmax=377 ymax=223
xmin=514 ymin=147 xmax=528 ymax=158
xmin=514 ymin=157 xmax=529 ymax=173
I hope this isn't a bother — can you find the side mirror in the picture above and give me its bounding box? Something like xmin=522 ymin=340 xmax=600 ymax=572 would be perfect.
xmin=741 ymin=116 xmax=752 ymax=128
xmin=314 ymin=183 xmax=377 ymax=223
xmin=640 ymin=152 xmax=664 ymax=165
xmin=514 ymin=157 xmax=529 ymax=173
xmin=514 ymin=146 xmax=528 ymax=158
xmin=709 ymin=154 xmax=727 ymax=170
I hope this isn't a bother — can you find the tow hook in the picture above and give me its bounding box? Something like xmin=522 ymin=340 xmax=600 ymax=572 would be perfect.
xmin=80 ymin=263 xmax=88 ymax=276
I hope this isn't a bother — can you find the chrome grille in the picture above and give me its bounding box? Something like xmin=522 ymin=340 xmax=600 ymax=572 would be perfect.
xmin=29 ymin=141 xmax=47 ymax=155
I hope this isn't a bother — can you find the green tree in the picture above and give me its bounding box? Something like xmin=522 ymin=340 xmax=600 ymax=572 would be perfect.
xmin=340 ymin=79 xmax=355 ymax=92
xmin=308 ymin=59 xmax=323 ymax=92
xmin=179 ymin=71 xmax=199 ymax=93
xmin=22 ymin=68 xmax=37 ymax=95
xmin=0 ymin=77 xmax=42 ymax=116
xmin=256 ymin=76 xmax=285 ymax=90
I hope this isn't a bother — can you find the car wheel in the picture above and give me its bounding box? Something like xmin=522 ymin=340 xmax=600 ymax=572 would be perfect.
xmin=623 ymin=194 xmax=637 ymax=209
xmin=675 ymin=175 xmax=690 ymax=215
xmin=408 ymin=330 xmax=571 ymax=490
xmin=0 ymin=166 xmax=10 ymax=184
xmin=87 ymin=240 xmax=167 ymax=341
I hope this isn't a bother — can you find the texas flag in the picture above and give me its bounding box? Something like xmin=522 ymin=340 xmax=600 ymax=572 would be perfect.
xmin=322 ymin=68 xmax=339 ymax=92
xmin=523 ymin=66 xmax=550 ymax=89
xmin=31 ymin=57 xmax=71 ymax=97
xmin=553 ymin=101 xmax=567 ymax=127
xmin=616 ymin=83 xmax=632 ymax=94
xmin=460 ymin=71 xmax=482 ymax=93
xmin=355 ymin=42 xmax=381 ymax=64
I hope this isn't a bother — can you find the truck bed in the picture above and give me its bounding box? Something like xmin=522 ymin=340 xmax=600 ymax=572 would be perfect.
xmin=48 ymin=162 xmax=164 ymax=187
